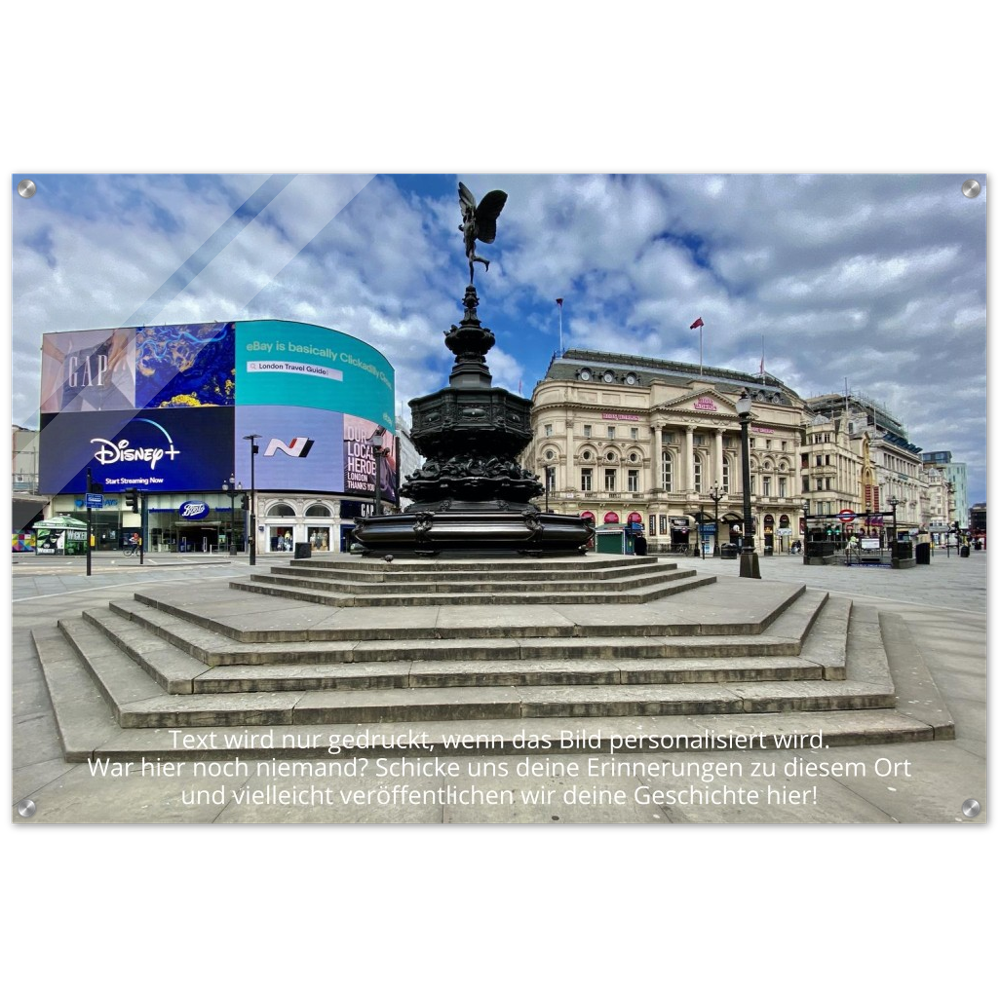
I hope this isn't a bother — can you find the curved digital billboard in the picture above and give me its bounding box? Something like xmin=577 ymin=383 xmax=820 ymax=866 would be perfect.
xmin=233 ymin=320 xmax=395 ymax=500
xmin=38 ymin=320 xmax=395 ymax=501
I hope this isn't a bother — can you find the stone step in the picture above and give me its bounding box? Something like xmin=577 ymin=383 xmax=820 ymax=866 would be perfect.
xmin=107 ymin=597 xmax=811 ymax=668
xmin=42 ymin=604 xmax=892 ymax=730
xmin=277 ymin=558 xmax=678 ymax=584
xmin=58 ymin=616 xmax=169 ymax=713
xmin=264 ymin=564 xmax=697 ymax=595
xmin=126 ymin=586 xmax=804 ymax=643
xmin=192 ymin=655 xmax=829 ymax=693
xmin=32 ymin=609 xmax=951 ymax=762
xmin=69 ymin=708 xmax=947 ymax=763
xmin=77 ymin=588 xmax=839 ymax=698
xmin=31 ymin=626 xmax=120 ymax=763
xmin=83 ymin=606 xmax=218 ymax=694
xmin=299 ymin=555 xmax=664 ymax=574
xmin=228 ymin=573 xmax=716 ymax=606
xmin=83 ymin=603 xmax=833 ymax=695
xmin=62 ymin=671 xmax=898 ymax=729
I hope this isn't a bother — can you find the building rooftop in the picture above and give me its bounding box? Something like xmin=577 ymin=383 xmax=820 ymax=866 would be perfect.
xmin=541 ymin=349 xmax=801 ymax=407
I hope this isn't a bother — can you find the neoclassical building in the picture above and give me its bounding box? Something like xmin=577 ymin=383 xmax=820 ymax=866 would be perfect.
xmin=528 ymin=350 xmax=809 ymax=552
xmin=806 ymin=393 xmax=926 ymax=533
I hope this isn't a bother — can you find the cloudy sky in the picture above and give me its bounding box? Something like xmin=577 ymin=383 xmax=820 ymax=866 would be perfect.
xmin=11 ymin=172 xmax=987 ymax=500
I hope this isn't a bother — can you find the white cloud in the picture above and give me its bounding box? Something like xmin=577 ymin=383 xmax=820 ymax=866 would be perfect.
xmin=12 ymin=172 xmax=987 ymax=501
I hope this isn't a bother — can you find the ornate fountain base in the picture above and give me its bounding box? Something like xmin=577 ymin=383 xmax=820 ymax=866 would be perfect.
xmin=361 ymin=281 xmax=592 ymax=558
xmin=352 ymin=505 xmax=594 ymax=558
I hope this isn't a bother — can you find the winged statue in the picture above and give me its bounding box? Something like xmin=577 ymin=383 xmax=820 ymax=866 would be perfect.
xmin=458 ymin=182 xmax=508 ymax=284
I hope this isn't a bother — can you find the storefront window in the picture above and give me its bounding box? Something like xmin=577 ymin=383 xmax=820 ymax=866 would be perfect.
xmin=270 ymin=528 xmax=294 ymax=552
xmin=308 ymin=528 xmax=331 ymax=551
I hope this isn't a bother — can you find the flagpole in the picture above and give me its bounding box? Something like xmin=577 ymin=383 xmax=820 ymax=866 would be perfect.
xmin=690 ymin=317 xmax=705 ymax=376
xmin=556 ymin=297 xmax=564 ymax=356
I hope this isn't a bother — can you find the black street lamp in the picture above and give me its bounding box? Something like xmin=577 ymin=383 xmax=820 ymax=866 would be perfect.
xmin=735 ymin=390 xmax=760 ymax=579
xmin=243 ymin=434 xmax=260 ymax=565
xmin=888 ymin=495 xmax=900 ymax=567
xmin=370 ymin=428 xmax=386 ymax=516
xmin=221 ymin=474 xmax=236 ymax=555
xmin=237 ymin=482 xmax=245 ymax=552
xmin=946 ymin=481 xmax=955 ymax=557
xmin=802 ymin=498 xmax=810 ymax=560
xmin=708 ymin=482 xmax=725 ymax=556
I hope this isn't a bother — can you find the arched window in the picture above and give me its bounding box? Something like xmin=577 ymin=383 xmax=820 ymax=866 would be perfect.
xmin=305 ymin=504 xmax=331 ymax=517
xmin=661 ymin=452 xmax=673 ymax=492
xmin=269 ymin=503 xmax=295 ymax=517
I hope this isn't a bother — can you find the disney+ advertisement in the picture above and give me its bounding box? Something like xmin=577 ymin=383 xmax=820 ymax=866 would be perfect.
xmin=39 ymin=408 xmax=235 ymax=494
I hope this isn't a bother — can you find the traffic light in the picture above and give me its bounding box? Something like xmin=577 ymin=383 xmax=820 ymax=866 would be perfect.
xmin=124 ymin=488 xmax=139 ymax=511
xmin=953 ymin=520 xmax=960 ymax=534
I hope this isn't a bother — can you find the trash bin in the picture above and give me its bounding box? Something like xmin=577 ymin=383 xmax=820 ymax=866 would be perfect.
xmin=294 ymin=542 xmax=312 ymax=559
xmin=915 ymin=542 xmax=931 ymax=565
xmin=960 ymin=544 xmax=970 ymax=558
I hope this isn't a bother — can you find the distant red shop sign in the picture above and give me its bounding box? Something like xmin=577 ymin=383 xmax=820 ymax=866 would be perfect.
xmin=580 ymin=511 xmax=595 ymax=522
xmin=604 ymin=512 xmax=620 ymax=524
xmin=627 ymin=511 xmax=642 ymax=523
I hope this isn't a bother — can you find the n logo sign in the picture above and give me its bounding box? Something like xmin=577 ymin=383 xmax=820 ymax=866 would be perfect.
xmin=264 ymin=437 xmax=314 ymax=458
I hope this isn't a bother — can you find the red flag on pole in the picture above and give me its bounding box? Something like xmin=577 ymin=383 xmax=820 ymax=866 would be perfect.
xmin=689 ymin=317 xmax=704 ymax=329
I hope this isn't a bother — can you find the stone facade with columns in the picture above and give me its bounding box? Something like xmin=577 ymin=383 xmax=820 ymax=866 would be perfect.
xmin=528 ymin=350 xmax=809 ymax=553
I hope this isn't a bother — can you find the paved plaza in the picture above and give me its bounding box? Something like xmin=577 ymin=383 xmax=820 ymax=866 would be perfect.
xmin=10 ymin=548 xmax=988 ymax=824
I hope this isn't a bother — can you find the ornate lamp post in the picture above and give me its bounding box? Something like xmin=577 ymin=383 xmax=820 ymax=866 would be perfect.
xmin=888 ymin=495 xmax=900 ymax=545
xmin=243 ymin=434 xmax=260 ymax=566
xmin=708 ymin=482 xmax=725 ymax=556
xmin=735 ymin=390 xmax=760 ymax=579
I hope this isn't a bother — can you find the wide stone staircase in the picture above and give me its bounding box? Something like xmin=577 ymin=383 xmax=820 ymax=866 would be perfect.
xmin=229 ymin=554 xmax=712 ymax=606
xmin=31 ymin=557 xmax=955 ymax=763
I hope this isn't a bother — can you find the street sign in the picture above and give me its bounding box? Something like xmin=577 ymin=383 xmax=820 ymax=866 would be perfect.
xmin=85 ymin=493 xmax=104 ymax=509
xmin=838 ymin=509 xmax=856 ymax=522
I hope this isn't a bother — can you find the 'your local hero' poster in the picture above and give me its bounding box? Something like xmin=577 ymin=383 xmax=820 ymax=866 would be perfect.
xmin=343 ymin=414 xmax=397 ymax=504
